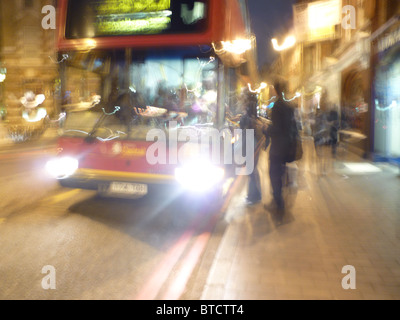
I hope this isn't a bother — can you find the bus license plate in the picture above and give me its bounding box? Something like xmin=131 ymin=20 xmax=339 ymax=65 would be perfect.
xmin=108 ymin=182 xmax=148 ymax=196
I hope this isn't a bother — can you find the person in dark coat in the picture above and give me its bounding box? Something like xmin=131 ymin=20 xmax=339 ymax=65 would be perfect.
xmin=327 ymin=107 xmax=340 ymax=158
xmin=263 ymin=80 xmax=297 ymax=222
xmin=240 ymin=91 xmax=262 ymax=205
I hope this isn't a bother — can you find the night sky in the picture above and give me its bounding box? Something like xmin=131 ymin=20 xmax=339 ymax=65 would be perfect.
xmin=247 ymin=0 xmax=297 ymax=69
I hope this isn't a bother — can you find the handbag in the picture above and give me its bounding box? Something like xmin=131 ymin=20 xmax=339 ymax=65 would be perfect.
xmin=294 ymin=137 xmax=303 ymax=161
xmin=286 ymin=115 xmax=303 ymax=163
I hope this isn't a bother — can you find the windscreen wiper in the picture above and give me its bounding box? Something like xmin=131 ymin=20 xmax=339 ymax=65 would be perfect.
xmin=84 ymin=112 xmax=107 ymax=143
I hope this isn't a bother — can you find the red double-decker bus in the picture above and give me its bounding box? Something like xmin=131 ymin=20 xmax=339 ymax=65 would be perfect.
xmin=46 ymin=0 xmax=259 ymax=200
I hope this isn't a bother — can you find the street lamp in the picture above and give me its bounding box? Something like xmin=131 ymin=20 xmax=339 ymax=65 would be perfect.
xmin=220 ymin=39 xmax=252 ymax=55
xmin=271 ymin=35 xmax=296 ymax=51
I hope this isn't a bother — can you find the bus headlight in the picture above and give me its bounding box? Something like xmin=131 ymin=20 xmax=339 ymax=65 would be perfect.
xmin=175 ymin=160 xmax=225 ymax=193
xmin=46 ymin=157 xmax=79 ymax=179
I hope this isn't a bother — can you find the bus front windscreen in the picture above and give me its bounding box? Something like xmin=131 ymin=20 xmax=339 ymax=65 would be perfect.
xmin=65 ymin=0 xmax=209 ymax=39
xmin=61 ymin=48 xmax=219 ymax=141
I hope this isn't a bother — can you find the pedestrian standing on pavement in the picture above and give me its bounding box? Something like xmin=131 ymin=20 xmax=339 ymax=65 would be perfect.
xmin=312 ymin=108 xmax=329 ymax=176
xmin=240 ymin=91 xmax=262 ymax=205
xmin=312 ymin=92 xmax=338 ymax=176
xmin=263 ymin=80 xmax=298 ymax=223
xmin=327 ymin=106 xmax=340 ymax=158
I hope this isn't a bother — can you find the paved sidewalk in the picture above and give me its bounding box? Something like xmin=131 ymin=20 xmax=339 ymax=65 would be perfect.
xmin=201 ymin=139 xmax=400 ymax=300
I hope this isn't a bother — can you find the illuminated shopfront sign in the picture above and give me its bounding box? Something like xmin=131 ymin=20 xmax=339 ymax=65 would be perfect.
xmin=307 ymin=0 xmax=341 ymax=31
xmin=294 ymin=0 xmax=341 ymax=42
xmin=66 ymin=0 xmax=208 ymax=38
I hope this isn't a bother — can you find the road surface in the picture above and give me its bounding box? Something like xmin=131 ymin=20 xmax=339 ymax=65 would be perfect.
xmin=0 ymin=141 xmax=226 ymax=300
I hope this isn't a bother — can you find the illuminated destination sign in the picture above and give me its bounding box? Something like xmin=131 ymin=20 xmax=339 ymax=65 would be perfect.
xmin=97 ymin=13 xmax=172 ymax=35
xmin=96 ymin=0 xmax=171 ymax=14
xmin=65 ymin=0 xmax=208 ymax=38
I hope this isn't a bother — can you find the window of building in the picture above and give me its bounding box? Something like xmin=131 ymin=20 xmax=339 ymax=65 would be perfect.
xmin=387 ymin=0 xmax=400 ymax=20
xmin=304 ymin=45 xmax=316 ymax=76
xmin=24 ymin=0 xmax=33 ymax=8
xmin=357 ymin=0 xmax=366 ymax=28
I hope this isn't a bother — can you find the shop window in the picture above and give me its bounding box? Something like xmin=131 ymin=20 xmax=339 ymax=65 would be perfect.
xmin=374 ymin=53 xmax=400 ymax=158
xmin=304 ymin=45 xmax=316 ymax=76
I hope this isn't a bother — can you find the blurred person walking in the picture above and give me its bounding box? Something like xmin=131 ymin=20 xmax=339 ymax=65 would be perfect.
xmin=263 ymin=80 xmax=301 ymax=223
xmin=312 ymin=109 xmax=330 ymax=176
xmin=240 ymin=91 xmax=262 ymax=205
xmin=312 ymin=99 xmax=339 ymax=176
xmin=327 ymin=106 xmax=340 ymax=158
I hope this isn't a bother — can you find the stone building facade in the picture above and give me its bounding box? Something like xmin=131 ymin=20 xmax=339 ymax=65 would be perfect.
xmin=265 ymin=0 xmax=400 ymax=159
xmin=0 ymin=0 xmax=58 ymax=128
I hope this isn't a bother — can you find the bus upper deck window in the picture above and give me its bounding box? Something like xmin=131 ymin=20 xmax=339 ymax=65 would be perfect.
xmin=181 ymin=1 xmax=206 ymax=25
